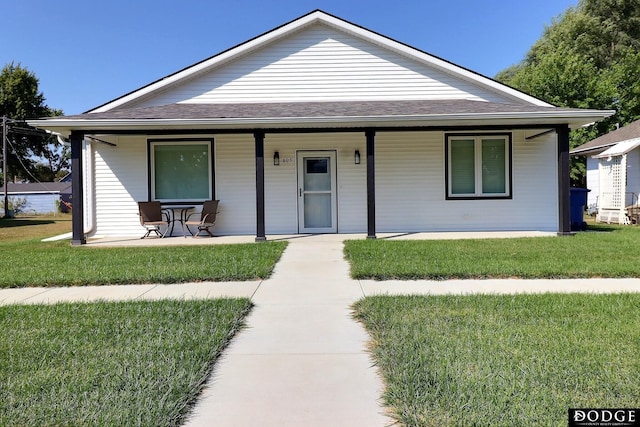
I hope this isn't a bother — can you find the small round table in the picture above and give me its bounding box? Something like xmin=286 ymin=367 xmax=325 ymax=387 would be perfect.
xmin=163 ymin=205 xmax=195 ymax=236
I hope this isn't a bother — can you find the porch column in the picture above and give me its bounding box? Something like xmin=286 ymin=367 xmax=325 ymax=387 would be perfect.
xmin=557 ymin=124 xmax=572 ymax=235
xmin=254 ymin=131 xmax=266 ymax=241
xmin=366 ymin=129 xmax=376 ymax=239
xmin=70 ymin=130 xmax=86 ymax=245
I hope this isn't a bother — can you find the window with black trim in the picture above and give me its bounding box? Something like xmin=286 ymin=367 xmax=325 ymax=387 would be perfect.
xmin=445 ymin=133 xmax=512 ymax=199
xmin=148 ymin=139 xmax=214 ymax=202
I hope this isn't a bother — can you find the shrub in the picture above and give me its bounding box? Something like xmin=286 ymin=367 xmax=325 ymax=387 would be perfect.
xmin=0 ymin=196 xmax=28 ymax=215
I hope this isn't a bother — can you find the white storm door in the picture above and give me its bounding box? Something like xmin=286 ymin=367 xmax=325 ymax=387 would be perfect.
xmin=297 ymin=151 xmax=337 ymax=233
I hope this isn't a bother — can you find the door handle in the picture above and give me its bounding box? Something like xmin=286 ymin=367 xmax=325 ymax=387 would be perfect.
xmin=299 ymin=188 xmax=302 ymax=197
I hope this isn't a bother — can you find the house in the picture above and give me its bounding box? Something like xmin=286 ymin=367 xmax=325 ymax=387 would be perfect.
xmin=28 ymin=10 xmax=613 ymax=245
xmin=571 ymin=119 xmax=640 ymax=224
xmin=0 ymin=182 xmax=72 ymax=215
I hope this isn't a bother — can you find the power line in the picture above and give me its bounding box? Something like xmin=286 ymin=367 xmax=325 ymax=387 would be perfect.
xmin=1 ymin=116 xmax=64 ymax=218
xmin=6 ymin=136 xmax=44 ymax=185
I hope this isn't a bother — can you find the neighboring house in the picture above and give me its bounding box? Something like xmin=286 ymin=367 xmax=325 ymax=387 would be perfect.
xmin=28 ymin=10 xmax=612 ymax=245
xmin=572 ymin=119 xmax=640 ymax=224
xmin=0 ymin=182 xmax=72 ymax=214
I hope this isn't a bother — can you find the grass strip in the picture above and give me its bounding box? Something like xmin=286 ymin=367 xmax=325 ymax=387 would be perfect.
xmin=0 ymin=299 xmax=251 ymax=426
xmin=0 ymin=240 xmax=286 ymax=288
xmin=353 ymin=294 xmax=640 ymax=427
xmin=345 ymin=226 xmax=640 ymax=279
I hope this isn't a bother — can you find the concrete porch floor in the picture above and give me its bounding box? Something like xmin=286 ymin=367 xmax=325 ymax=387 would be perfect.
xmin=81 ymin=230 xmax=558 ymax=247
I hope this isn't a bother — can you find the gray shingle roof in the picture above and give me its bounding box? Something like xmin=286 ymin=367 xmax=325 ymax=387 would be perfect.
xmin=59 ymin=100 xmax=576 ymax=121
xmin=0 ymin=182 xmax=72 ymax=194
xmin=572 ymin=119 xmax=640 ymax=155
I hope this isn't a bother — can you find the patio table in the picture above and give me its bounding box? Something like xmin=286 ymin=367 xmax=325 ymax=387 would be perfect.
xmin=163 ymin=205 xmax=195 ymax=236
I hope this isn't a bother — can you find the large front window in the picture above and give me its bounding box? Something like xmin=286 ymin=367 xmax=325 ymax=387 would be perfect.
xmin=446 ymin=134 xmax=511 ymax=199
xmin=149 ymin=139 xmax=213 ymax=202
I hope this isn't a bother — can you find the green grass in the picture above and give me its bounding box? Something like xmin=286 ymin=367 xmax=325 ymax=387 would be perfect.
xmin=345 ymin=225 xmax=640 ymax=279
xmin=0 ymin=240 xmax=286 ymax=288
xmin=0 ymin=215 xmax=286 ymax=288
xmin=353 ymin=294 xmax=640 ymax=427
xmin=0 ymin=214 xmax=71 ymax=242
xmin=0 ymin=299 xmax=252 ymax=426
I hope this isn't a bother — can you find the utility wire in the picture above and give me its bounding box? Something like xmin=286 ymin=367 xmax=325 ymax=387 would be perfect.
xmin=5 ymin=136 xmax=44 ymax=185
xmin=3 ymin=122 xmax=65 ymax=188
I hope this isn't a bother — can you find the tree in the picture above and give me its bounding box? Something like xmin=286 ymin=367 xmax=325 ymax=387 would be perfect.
xmin=0 ymin=62 xmax=67 ymax=185
xmin=496 ymin=0 xmax=640 ymax=185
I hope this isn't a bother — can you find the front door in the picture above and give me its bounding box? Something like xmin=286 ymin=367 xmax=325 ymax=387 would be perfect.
xmin=297 ymin=151 xmax=337 ymax=233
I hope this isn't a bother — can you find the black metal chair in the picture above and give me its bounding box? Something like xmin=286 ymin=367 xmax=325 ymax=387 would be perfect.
xmin=138 ymin=201 xmax=170 ymax=238
xmin=185 ymin=200 xmax=220 ymax=237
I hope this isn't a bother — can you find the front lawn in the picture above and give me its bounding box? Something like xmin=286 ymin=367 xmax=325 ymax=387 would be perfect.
xmin=0 ymin=215 xmax=286 ymax=288
xmin=0 ymin=240 xmax=286 ymax=288
xmin=0 ymin=299 xmax=252 ymax=426
xmin=345 ymin=225 xmax=640 ymax=279
xmin=0 ymin=214 xmax=71 ymax=242
xmin=353 ymin=294 xmax=640 ymax=427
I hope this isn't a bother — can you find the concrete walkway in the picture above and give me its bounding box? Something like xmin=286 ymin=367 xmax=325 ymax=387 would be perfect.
xmin=183 ymin=236 xmax=391 ymax=426
xmin=3 ymin=234 xmax=640 ymax=426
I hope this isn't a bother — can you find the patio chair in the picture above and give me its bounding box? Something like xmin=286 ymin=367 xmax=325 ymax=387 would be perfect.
xmin=138 ymin=201 xmax=170 ymax=239
xmin=185 ymin=200 xmax=220 ymax=237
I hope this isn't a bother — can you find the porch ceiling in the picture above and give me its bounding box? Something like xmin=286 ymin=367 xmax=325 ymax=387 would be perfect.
xmin=29 ymin=99 xmax=613 ymax=137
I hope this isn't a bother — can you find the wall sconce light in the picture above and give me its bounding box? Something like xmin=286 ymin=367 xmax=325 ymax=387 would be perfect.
xmin=354 ymin=150 xmax=361 ymax=165
xmin=273 ymin=151 xmax=280 ymax=166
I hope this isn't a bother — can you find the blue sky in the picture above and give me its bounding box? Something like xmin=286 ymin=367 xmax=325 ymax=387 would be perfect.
xmin=2 ymin=0 xmax=578 ymax=115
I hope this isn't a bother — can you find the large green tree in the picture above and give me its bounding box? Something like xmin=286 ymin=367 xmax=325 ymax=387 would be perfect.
xmin=496 ymin=0 xmax=640 ymax=185
xmin=0 ymin=62 xmax=67 ymax=185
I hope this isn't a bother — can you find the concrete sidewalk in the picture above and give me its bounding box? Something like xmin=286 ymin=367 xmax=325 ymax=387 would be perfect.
xmin=0 ymin=281 xmax=261 ymax=306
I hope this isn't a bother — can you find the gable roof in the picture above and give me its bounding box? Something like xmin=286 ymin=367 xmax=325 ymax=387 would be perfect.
xmin=571 ymin=119 xmax=640 ymax=155
xmin=28 ymin=10 xmax=615 ymax=135
xmin=88 ymin=9 xmax=551 ymax=113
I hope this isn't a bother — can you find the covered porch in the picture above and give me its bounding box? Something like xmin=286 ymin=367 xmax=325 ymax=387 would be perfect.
xmin=27 ymin=100 xmax=611 ymax=246
xmin=66 ymin=125 xmax=573 ymax=246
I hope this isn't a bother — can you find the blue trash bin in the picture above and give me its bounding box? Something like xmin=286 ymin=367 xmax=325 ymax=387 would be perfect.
xmin=570 ymin=188 xmax=590 ymax=231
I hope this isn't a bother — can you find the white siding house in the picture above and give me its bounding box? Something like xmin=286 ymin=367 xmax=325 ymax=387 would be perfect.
xmin=29 ymin=10 xmax=612 ymax=244
xmin=572 ymin=119 xmax=640 ymax=224
xmin=585 ymin=156 xmax=600 ymax=209
xmin=0 ymin=182 xmax=71 ymax=215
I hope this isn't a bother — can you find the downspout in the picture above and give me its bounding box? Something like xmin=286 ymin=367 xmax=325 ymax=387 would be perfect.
xmin=82 ymin=138 xmax=96 ymax=235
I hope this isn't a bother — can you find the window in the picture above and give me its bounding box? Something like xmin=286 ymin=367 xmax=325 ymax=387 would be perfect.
xmin=445 ymin=134 xmax=511 ymax=199
xmin=148 ymin=139 xmax=213 ymax=202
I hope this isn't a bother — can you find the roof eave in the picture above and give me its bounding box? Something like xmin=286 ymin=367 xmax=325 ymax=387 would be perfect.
xmin=570 ymin=144 xmax=616 ymax=156
xmin=28 ymin=110 xmax=614 ymax=137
